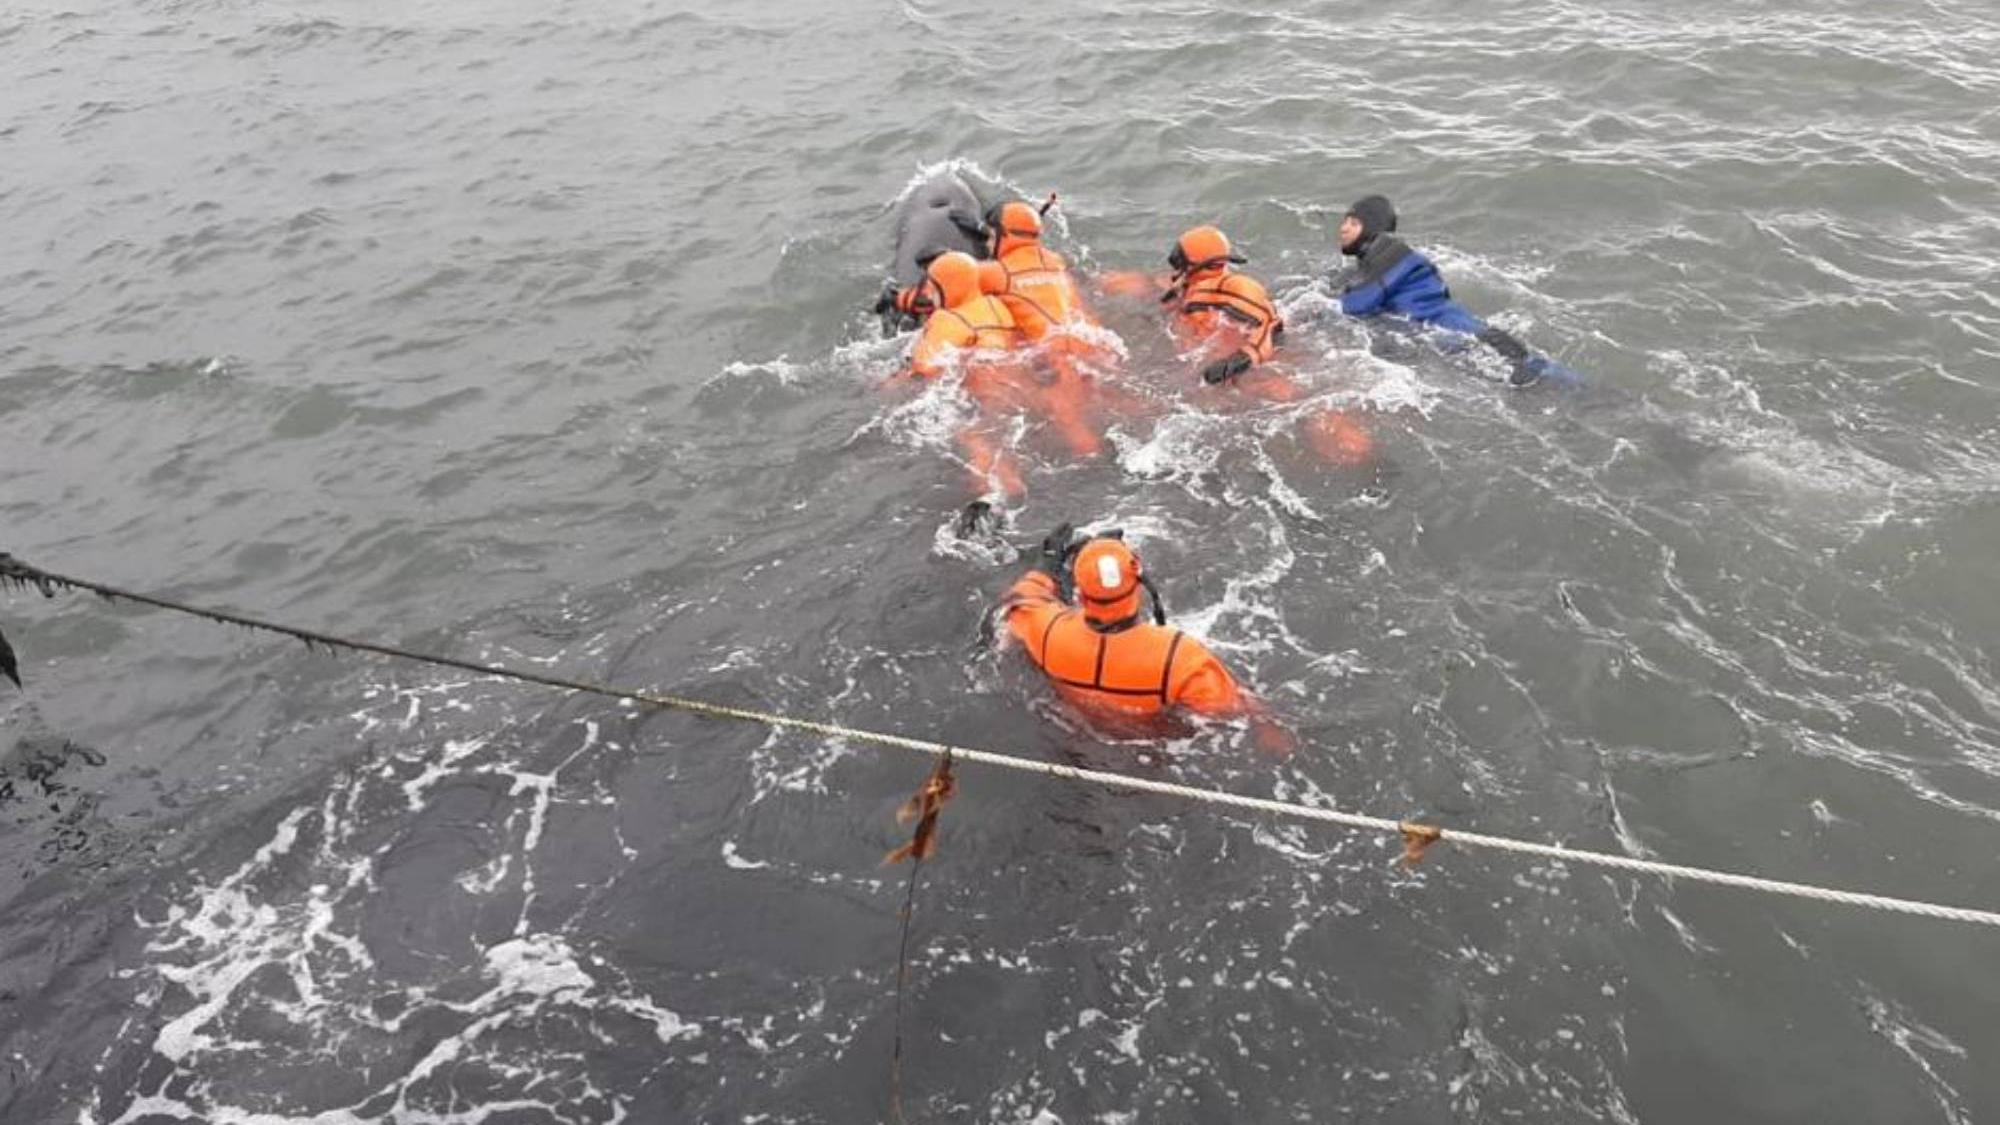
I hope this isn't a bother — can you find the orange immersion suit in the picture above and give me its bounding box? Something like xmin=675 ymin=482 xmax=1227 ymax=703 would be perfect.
xmin=1174 ymin=270 xmax=1283 ymax=370
xmin=1001 ymin=539 xmax=1242 ymax=719
xmin=908 ymin=252 xmax=1021 ymax=379
xmin=901 ymin=251 xmax=1030 ymax=497
xmin=981 ymin=201 xmax=1097 ymax=343
xmin=981 ymin=203 xmax=1110 ymax=457
xmin=1160 ymin=226 xmax=1284 ymax=382
xmin=1124 ymin=226 xmax=1373 ymax=465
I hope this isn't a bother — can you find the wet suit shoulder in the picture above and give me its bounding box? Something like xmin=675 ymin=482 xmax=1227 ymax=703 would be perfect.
xmin=1334 ymin=235 xmax=1414 ymax=305
xmin=1336 ymin=235 xmax=1483 ymax=334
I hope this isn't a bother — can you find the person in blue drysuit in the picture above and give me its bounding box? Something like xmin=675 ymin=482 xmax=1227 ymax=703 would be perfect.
xmin=1333 ymin=195 xmax=1578 ymax=387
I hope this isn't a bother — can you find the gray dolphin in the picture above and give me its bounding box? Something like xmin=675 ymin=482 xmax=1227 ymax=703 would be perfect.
xmin=878 ymin=170 xmax=988 ymax=332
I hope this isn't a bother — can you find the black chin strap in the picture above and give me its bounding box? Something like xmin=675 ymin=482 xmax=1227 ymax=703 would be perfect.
xmin=1138 ymin=574 xmax=1168 ymax=626
xmin=1161 ymin=255 xmax=1244 ymax=305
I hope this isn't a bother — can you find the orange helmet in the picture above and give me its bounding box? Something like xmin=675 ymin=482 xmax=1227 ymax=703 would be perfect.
xmin=925 ymin=251 xmax=983 ymax=308
xmin=1073 ymin=538 xmax=1144 ymax=625
xmin=985 ymin=199 xmax=1043 ymax=253
xmin=1168 ymin=225 xmax=1246 ymax=276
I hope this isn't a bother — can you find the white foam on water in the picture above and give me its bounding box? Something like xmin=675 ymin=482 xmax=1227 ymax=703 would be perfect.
xmin=850 ymin=369 xmax=977 ymax=456
xmin=1112 ymin=407 xmax=1226 ymax=486
xmin=1248 ymin=821 xmax=1339 ymax=865
xmin=746 ymin=723 xmax=855 ymax=804
xmin=1344 ymin=349 xmax=1440 ymax=417
xmin=893 ymin=156 xmax=994 ymax=206
xmin=1653 ymin=904 xmax=1716 ymax=956
xmin=707 ymin=355 xmax=815 ymax=389
xmin=1251 ymin=442 xmax=1323 ymax=524
xmin=401 ymin=734 xmax=492 ymax=810
xmin=100 ymin=695 xmax=700 ymax=1125
xmin=1860 ymin=990 xmax=1971 ymax=1125
xmin=1171 ymin=515 xmax=1296 ymax=651
xmin=500 ymin=718 xmax=601 ymax=935
xmin=720 ymin=839 xmax=768 ymax=870
xmin=1649 ymin=349 xmax=1918 ymax=507
xmin=1425 ymin=243 xmax=1556 ymax=295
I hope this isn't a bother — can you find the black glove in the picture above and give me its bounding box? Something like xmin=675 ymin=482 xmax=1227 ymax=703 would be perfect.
xmin=1033 ymin=522 xmax=1076 ymax=577
xmin=1475 ymin=325 xmax=1530 ymax=364
xmin=871 ymin=283 xmax=900 ymax=316
xmin=1201 ymin=351 xmax=1254 ymax=385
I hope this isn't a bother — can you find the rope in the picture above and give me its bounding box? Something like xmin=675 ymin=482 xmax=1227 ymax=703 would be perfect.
xmin=883 ymin=749 xmax=956 ymax=1116
xmin=5 ymin=551 xmax=1999 ymax=930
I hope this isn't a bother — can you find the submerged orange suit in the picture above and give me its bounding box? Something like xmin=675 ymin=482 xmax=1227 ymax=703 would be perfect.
xmin=1163 ymin=225 xmax=1284 ymax=379
xmin=978 ymin=200 xmax=1115 ymax=455
xmin=1002 ymin=538 xmax=1242 ymax=718
xmin=1105 ymin=226 xmax=1372 ymax=464
xmin=903 ymin=251 xmax=1031 ymax=497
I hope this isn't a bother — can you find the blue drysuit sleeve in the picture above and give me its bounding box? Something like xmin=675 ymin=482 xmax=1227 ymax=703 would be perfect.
xmin=1340 ymin=279 xmax=1390 ymax=318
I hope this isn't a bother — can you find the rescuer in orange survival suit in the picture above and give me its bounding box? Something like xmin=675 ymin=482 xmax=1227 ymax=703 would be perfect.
xmin=906 ymin=250 xmax=1021 ymax=378
xmin=878 ymin=197 xmax=1095 ymax=344
xmin=881 ymin=197 xmax=1118 ymax=460
xmin=975 ymin=197 xmax=1121 ymax=458
xmin=1162 ymin=225 xmax=1285 ymax=387
xmin=977 ymin=198 xmax=1096 ymax=343
xmin=1000 ymin=523 xmax=1244 ymax=719
xmin=1105 ymin=225 xmax=1373 ymax=466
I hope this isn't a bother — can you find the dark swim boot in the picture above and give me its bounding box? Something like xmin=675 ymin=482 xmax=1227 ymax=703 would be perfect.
xmin=1513 ymin=354 xmax=1584 ymax=388
xmin=957 ymin=499 xmax=1001 ymax=540
xmin=0 ymin=619 xmax=19 ymax=688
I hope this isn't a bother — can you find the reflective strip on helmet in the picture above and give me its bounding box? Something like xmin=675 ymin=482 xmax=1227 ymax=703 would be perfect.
xmin=1095 ymin=554 xmax=1122 ymax=592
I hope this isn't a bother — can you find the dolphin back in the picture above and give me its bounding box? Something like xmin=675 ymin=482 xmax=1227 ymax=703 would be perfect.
xmin=890 ymin=172 xmax=986 ymax=288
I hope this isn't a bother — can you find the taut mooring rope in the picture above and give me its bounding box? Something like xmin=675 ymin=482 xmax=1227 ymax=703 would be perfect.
xmin=4 ymin=551 xmax=1998 ymax=929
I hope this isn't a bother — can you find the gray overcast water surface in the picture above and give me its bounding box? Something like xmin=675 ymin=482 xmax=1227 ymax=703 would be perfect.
xmin=3 ymin=0 xmax=1999 ymax=1121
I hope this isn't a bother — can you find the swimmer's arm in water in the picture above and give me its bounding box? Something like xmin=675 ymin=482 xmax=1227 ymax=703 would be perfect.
xmin=873 ymin=283 xmax=935 ymax=321
xmin=999 ymin=571 xmax=1073 ymax=668
xmin=998 ymin=522 xmax=1077 ymax=645
xmin=1186 ymin=663 xmax=1298 ymax=757
xmin=1164 ymin=631 xmax=1300 ymax=754
xmin=897 ymin=286 xmax=933 ymax=318
xmin=1098 ymin=270 xmax=1174 ymax=300
xmin=1338 ymin=275 xmax=1391 ymax=318
xmin=1198 ymin=294 xmax=1282 ymax=385
xmin=1172 ymin=643 xmax=1295 ymax=755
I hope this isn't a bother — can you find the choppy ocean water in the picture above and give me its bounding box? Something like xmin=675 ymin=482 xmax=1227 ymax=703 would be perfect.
xmin=3 ymin=0 xmax=1999 ymax=1120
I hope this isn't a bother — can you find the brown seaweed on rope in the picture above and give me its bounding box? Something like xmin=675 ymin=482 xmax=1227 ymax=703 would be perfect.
xmin=883 ymin=753 xmax=957 ymax=866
